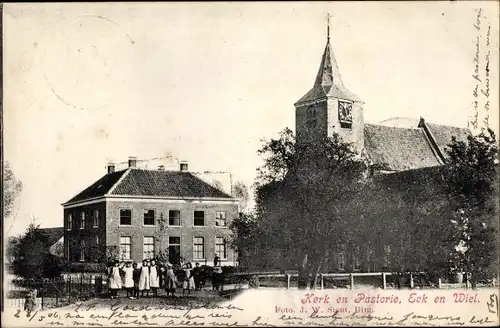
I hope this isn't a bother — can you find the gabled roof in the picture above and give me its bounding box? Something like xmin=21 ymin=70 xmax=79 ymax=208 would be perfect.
xmin=64 ymin=168 xmax=233 ymax=205
xmin=65 ymin=169 xmax=128 ymax=204
xmin=425 ymin=122 xmax=471 ymax=159
xmin=364 ymin=120 xmax=471 ymax=172
xmin=295 ymin=39 xmax=361 ymax=106
xmin=364 ymin=124 xmax=441 ymax=172
xmin=111 ymin=169 xmax=233 ymax=199
xmin=38 ymin=227 xmax=64 ymax=246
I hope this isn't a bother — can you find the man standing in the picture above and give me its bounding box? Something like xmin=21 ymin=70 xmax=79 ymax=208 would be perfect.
xmin=213 ymin=254 xmax=220 ymax=267
xmin=192 ymin=262 xmax=202 ymax=290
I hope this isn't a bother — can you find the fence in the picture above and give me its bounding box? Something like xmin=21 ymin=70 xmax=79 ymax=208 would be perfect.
xmin=7 ymin=271 xmax=479 ymax=310
xmin=7 ymin=274 xmax=108 ymax=310
xmin=230 ymin=271 xmax=469 ymax=290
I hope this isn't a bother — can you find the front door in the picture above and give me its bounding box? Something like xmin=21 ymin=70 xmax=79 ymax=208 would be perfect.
xmin=168 ymin=237 xmax=181 ymax=265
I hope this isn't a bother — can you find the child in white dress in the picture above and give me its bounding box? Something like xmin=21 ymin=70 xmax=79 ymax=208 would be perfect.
xmin=122 ymin=261 xmax=135 ymax=299
xmin=138 ymin=259 xmax=150 ymax=298
xmin=149 ymin=260 xmax=160 ymax=297
xmin=108 ymin=261 xmax=122 ymax=299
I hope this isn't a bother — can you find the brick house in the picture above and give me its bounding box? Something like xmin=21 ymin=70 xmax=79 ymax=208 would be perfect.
xmin=62 ymin=159 xmax=239 ymax=266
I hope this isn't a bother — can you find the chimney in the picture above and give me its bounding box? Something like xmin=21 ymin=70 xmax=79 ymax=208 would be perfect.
xmin=158 ymin=165 xmax=165 ymax=171
xmin=180 ymin=161 xmax=188 ymax=172
xmin=128 ymin=156 xmax=137 ymax=168
xmin=107 ymin=163 xmax=116 ymax=174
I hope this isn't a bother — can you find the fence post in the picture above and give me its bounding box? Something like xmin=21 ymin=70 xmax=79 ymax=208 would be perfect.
xmin=286 ymin=274 xmax=290 ymax=289
xmin=80 ymin=275 xmax=83 ymax=299
xmin=320 ymin=274 xmax=324 ymax=290
xmin=410 ymin=273 xmax=414 ymax=289
xmin=438 ymin=278 xmax=442 ymax=289
xmin=68 ymin=276 xmax=72 ymax=304
xmin=350 ymin=274 xmax=354 ymax=289
xmin=382 ymin=272 xmax=387 ymax=290
xmin=41 ymin=281 xmax=44 ymax=310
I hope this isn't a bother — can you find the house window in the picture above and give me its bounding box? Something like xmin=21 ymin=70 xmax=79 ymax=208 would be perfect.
xmin=80 ymin=212 xmax=85 ymax=229
xmin=353 ymin=246 xmax=361 ymax=271
xmin=215 ymin=211 xmax=226 ymax=227
xmin=338 ymin=252 xmax=345 ymax=271
xmin=80 ymin=239 xmax=86 ymax=262
xmin=193 ymin=237 xmax=205 ymax=259
xmin=67 ymin=214 xmax=73 ymax=231
xmin=93 ymin=210 xmax=99 ymax=227
xmin=169 ymin=210 xmax=181 ymax=226
xmin=120 ymin=209 xmax=132 ymax=225
xmin=194 ymin=211 xmax=205 ymax=226
xmin=168 ymin=237 xmax=181 ymax=265
xmin=144 ymin=209 xmax=155 ymax=226
xmin=215 ymin=237 xmax=227 ymax=259
xmin=120 ymin=237 xmax=131 ymax=260
xmin=143 ymin=236 xmax=155 ymax=260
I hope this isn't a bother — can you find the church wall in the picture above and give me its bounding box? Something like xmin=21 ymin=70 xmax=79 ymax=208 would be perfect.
xmin=327 ymin=98 xmax=364 ymax=153
xmin=295 ymin=101 xmax=329 ymax=142
xmin=295 ymin=104 xmax=308 ymax=142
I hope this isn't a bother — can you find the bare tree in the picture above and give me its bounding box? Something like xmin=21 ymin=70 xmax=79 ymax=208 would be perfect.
xmin=212 ymin=180 xmax=224 ymax=192
xmin=232 ymin=180 xmax=250 ymax=212
xmin=4 ymin=161 xmax=23 ymax=218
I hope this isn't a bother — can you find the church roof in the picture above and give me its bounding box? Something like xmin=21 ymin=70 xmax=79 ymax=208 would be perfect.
xmin=363 ymin=120 xmax=471 ymax=172
xmin=424 ymin=122 xmax=471 ymax=159
xmin=364 ymin=124 xmax=442 ymax=171
xmin=295 ymin=39 xmax=361 ymax=106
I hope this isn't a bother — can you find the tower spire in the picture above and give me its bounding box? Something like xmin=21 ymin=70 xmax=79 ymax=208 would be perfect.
xmin=326 ymin=13 xmax=331 ymax=41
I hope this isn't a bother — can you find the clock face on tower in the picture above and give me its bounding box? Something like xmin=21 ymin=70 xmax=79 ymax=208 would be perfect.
xmin=338 ymin=101 xmax=353 ymax=126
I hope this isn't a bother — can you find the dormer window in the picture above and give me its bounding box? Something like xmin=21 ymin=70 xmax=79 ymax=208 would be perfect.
xmin=338 ymin=101 xmax=353 ymax=129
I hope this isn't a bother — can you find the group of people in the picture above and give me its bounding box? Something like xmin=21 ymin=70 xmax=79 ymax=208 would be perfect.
xmin=107 ymin=256 xmax=224 ymax=299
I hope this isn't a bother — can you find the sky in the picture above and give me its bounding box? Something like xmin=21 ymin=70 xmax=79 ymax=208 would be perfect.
xmin=4 ymin=2 xmax=499 ymax=236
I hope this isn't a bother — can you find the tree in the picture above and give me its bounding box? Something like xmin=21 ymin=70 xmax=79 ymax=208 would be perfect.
xmin=155 ymin=212 xmax=170 ymax=265
xmin=232 ymin=181 xmax=250 ymax=213
xmin=443 ymin=128 xmax=499 ymax=287
xmin=255 ymin=128 xmax=367 ymax=288
xmin=229 ymin=212 xmax=259 ymax=269
xmin=212 ymin=180 xmax=224 ymax=192
xmin=4 ymin=161 xmax=23 ymax=217
xmin=349 ymin=163 xmax=459 ymax=276
xmin=6 ymin=235 xmax=22 ymax=264
xmin=12 ymin=223 xmax=64 ymax=279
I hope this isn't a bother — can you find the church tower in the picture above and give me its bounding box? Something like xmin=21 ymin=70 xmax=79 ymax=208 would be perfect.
xmin=295 ymin=17 xmax=364 ymax=152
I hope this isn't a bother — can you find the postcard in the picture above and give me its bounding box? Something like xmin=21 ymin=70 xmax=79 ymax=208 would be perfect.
xmin=2 ymin=2 xmax=499 ymax=327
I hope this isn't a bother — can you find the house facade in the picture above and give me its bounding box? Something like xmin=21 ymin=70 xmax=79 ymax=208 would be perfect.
xmin=62 ymin=159 xmax=239 ymax=266
xmin=293 ymin=26 xmax=471 ymax=273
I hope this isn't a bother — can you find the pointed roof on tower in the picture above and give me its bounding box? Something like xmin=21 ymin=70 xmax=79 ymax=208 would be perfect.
xmin=295 ymin=16 xmax=361 ymax=106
